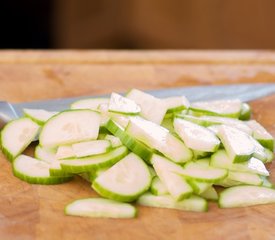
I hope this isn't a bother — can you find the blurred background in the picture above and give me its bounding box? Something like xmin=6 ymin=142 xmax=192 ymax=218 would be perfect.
xmin=1 ymin=0 xmax=275 ymax=49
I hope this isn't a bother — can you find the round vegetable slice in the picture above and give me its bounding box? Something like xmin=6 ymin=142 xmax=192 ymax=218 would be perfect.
xmin=39 ymin=110 xmax=101 ymax=148
xmin=12 ymin=155 xmax=72 ymax=184
xmin=92 ymin=153 xmax=152 ymax=202
xmin=0 ymin=118 xmax=40 ymax=161
xmin=65 ymin=198 xmax=137 ymax=218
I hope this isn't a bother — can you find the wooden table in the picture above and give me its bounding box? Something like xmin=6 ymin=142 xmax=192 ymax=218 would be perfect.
xmin=1 ymin=50 xmax=275 ymax=240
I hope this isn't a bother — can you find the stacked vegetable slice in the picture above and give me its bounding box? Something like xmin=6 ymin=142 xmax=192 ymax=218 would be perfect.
xmin=0 ymin=90 xmax=274 ymax=219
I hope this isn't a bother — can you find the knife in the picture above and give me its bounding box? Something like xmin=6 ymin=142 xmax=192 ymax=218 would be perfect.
xmin=1 ymin=83 xmax=275 ymax=128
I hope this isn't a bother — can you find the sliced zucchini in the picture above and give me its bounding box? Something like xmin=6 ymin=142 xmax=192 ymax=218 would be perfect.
xmin=23 ymin=108 xmax=58 ymax=125
xmin=72 ymin=140 xmax=111 ymax=158
xmin=0 ymin=118 xmax=40 ymax=161
xmin=35 ymin=145 xmax=71 ymax=177
xmin=190 ymin=99 xmax=242 ymax=118
xmin=217 ymin=125 xmax=255 ymax=162
xmin=239 ymin=103 xmax=251 ymax=120
xmin=250 ymin=136 xmax=268 ymax=162
xmin=104 ymin=134 xmax=122 ymax=148
xmin=137 ymin=193 xmax=208 ymax=212
xmin=108 ymin=92 xmax=140 ymax=115
xmin=12 ymin=155 xmax=72 ymax=184
xmin=265 ymin=148 xmax=274 ymax=163
xmin=219 ymin=185 xmax=275 ymax=208
xmin=35 ymin=145 xmax=56 ymax=163
xmin=261 ymin=176 xmax=274 ymax=188
xmin=126 ymin=117 xmax=193 ymax=163
xmin=187 ymin=179 xmax=212 ymax=195
xmin=200 ymin=186 xmax=218 ymax=201
xmin=210 ymin=150 xmax=269 ymax=176
xmin=126 ymin=89 xmax=167 ymax=124
xmin=56 ymin=145 xmax=75 ymax=160
xmin=150 ymin=176 xmax=169 ymax=196
xmin=106 ymin=119 xmax=154 ymax=163
xmin=174 ymin=118 xmax=220 ymax=152
xmin=151 ymin=154 xmax=193 ymax=200
xmin=65 ymin=198 xmax=136 ymax=218
xmin=71 ymin=98 xmax=109 ymax=110
xmin=39 ymin=110 xmax=101 ymax=148
xmin=163 ymin=96 xmax=190 ymax=113
xmin=247 ymin=120 xmax=274 ymax=151
xmin=92 ymin=153 xmax=152 ymax=202
xmin=180 ymin=161 xmax=228 ymax=183
xmin=60 ymin=146 xmax=128 ymax=174
xmin=49 ymin=160 xmax=72 ymax=177
xmin=226 ymin=171 xmax=263 ymax=186
xmin=180 ymin=115 xmax=252 ymax=135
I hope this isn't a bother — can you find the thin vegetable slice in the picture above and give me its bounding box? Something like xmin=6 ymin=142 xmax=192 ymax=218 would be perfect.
xmin=0 ymin=118 xmax=40 ymax=161
xmin=210 ymin=150 xmax=269 ymax=176
xmin=60 ymin=146 xmax=128 ymax=173
xmin=39 ymin=110 xmax=101 ymax=148
xmin=126 ymin=89 xmax=167 ymax=124
xmin=23 ymin=108 xmax=58 ymax=125
xmin=150 ymin=176 xmax=169 ymax=196
xmin=217 ymin=125 xmax=255 ymax=162
xmin=106 ymin=119 xmax=154 ymax=163
xmin=174 ymin=118 xmax=220 ymax=152
xmin=126 ymin=117 xmax=193 ymax=163
xmin=65 ymin=198 xmax=136 ymax=218
xmin=151 ymin=154 xmax=193 ymax=200
xmin=137 ymin=193 xmax=208 ymax=212
xmin=190 ymin=99 xmax=242 ymax=118
xmin=72 ymin=140 xmax=111 ymax=158
xmin=13 ymin=155 xmax=72 ymax=184
xmin=92 ymin=153 xmax=152 ymax=202
xmin=219 ymin=186 xmax=275 ymax=208
xmin=71 ymin=98 xmax=109 ymax=110
xmin=108 ymin=93 xmax=140 ymax=115
xmin=247 ymin=120 xmax=274 ymax=151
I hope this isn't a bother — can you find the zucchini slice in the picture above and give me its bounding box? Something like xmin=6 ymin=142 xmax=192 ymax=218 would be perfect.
xmin=219 ymin=185 xmax=275 ymax=208
xmin=217 ymin=125 xmax=255 ymax=163
xmin=108 ymin=93 xmax=140 ymax=115
xmin=126 ymin=117 xmax=193 ymax=163
xmin=12 ymin=155 xmax=72 ymax=184
xmin=0 ymin=118 xmax=40 ymax=161
xmin=23 ymin=108 xmax=58 ymax=125
xmin=92 ymin=153 xmax=152 ymax=202
xmin=65 ymin=198 xmax=136 ymax=218
xmin=71 ymin=98 xmax=109 ymax=110
xmin=126 ymin=89 xmax=167 ymax=124
xmin=174 ymin=118 xmax=220 ymax=152
xmin=190 ymin=99 xmax=242 ymax=118
xmin=60 ymin=146 xmax=128 ymax=174
xmin=137 ymin=193 xmax=208 ymax=212
xmin=39 ymin=110 xmax=101 ymax=148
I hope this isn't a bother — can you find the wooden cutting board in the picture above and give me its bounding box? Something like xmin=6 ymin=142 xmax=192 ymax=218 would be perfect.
xmin=1 ymin=50 xmax=275 ymax=240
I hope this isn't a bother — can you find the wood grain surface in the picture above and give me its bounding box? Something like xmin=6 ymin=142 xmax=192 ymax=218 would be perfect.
xmin=0 ymin=50 xmax=275 ymax=240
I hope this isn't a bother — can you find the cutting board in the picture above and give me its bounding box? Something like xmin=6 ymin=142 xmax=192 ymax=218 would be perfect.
xmin=1 ymin=50 xmax=275 ymax=240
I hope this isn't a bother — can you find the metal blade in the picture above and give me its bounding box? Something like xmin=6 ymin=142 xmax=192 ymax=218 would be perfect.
xmin=1 ymin=83 xmax=275 ymax=127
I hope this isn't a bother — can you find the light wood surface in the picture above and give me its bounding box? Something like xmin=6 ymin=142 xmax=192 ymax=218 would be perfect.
xmin=0 ymin=51 xmax=275 ymax=240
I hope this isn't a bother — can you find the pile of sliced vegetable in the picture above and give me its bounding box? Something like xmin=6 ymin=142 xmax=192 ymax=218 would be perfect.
xmin=1 ymin=89 xmax=275 ymax=219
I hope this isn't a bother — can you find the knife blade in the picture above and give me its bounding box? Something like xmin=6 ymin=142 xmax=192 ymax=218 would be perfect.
xmin=1 ymin=83 xmax=275 ymax=128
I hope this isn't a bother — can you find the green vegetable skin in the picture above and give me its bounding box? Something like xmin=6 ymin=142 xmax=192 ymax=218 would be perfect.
xmin=0 ymin=88 xmax=274 ymax=219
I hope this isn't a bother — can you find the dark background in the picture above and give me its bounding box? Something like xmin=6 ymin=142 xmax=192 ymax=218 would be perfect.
xmin=1 ymin=0 xmax=275 ymax=49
